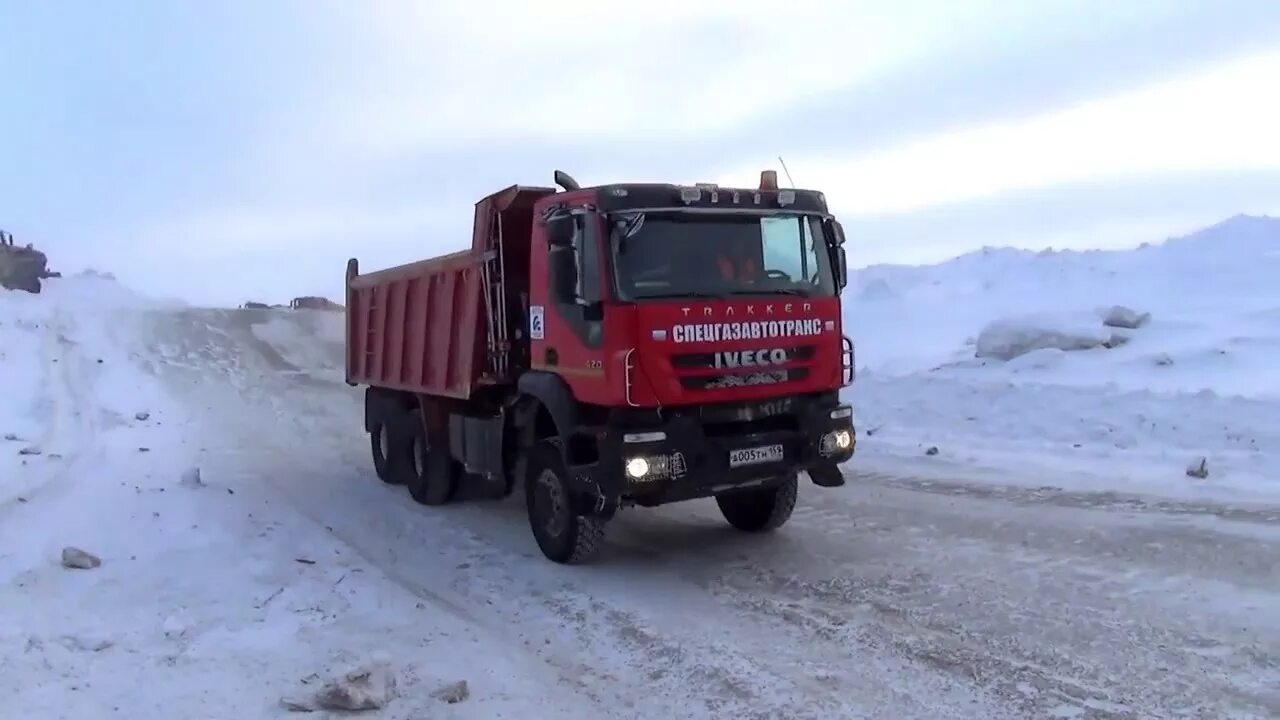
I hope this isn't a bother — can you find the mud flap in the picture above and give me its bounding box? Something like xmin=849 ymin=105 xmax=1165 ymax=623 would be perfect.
xmin=808 ymin=464 xmax=846 ymax=488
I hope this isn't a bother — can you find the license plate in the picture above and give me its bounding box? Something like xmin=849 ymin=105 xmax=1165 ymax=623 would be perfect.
xmin=728 ymin=444 xmax=784 ymax=468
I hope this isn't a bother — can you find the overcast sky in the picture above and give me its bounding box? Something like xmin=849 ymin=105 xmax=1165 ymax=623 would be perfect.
xmin=3 ymin=1 xmax=1280 ymax=306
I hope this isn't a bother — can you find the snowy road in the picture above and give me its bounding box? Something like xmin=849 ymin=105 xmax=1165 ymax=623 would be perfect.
xmin=146 ymin=308 xmax=1280 ymax=719
xmin=3 ymin=297 xmax=1277 ymax=719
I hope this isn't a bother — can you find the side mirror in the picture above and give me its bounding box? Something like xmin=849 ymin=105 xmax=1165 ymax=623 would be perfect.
xmin=547 ymin=215 xmax=575 ymax=247
xmin=550 ymin=246 xmax=579 ymax=303
xmin=834 ymin=247 xmax=848 ymax=289
xmin=825 ymin=218 xmax=847 ymax=246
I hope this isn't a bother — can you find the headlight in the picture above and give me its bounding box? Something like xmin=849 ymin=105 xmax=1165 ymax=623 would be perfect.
xmin=625 ymin=457 xmax=650 ymax=479
xmin=623 ymin=453 xmax=686 ymax=482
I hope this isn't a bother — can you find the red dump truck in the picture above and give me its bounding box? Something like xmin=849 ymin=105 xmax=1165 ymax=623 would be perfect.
xmin=345 ymin=169 xmax=856 ymax=563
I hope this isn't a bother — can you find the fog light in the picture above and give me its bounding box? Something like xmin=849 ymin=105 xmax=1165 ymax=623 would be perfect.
xmin=625 ymin=457 xmax=650 ymax=479
xmin=819 ymin=429 xmax=855 ymax=457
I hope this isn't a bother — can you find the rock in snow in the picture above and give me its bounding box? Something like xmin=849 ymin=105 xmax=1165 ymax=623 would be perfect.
xmin=180 ymin=467 xmax=205 ymax=489
xmin=1186 ymin=457 xmax=1210 ymax=479
xmin=431 ymin=679 xmax=470 ymax=704
xmin=975 ymin=314 xmax=1114 ymax=361
xmin=134 ymin=411 xmax=151 ymax=421
xmin=311 ymin=665 xmax=398 ymax=712
xmin=61 ymin=547 xmax=102 ymax=570
xmin=1102 ymin=305 xmax=1151 ymax=329
xmin=279 ymin=697 xmax=315 ymax=713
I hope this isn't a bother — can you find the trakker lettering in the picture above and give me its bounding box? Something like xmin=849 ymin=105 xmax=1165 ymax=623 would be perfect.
xmin=713 ymin=348 xmax=789 ymax=368
xmin=672 ymin=319 xmax=824 ymax=344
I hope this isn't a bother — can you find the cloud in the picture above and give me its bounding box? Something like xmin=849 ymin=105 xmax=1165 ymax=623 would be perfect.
xmin=717 ymin=51 xmax=1280 ymax=215
xmin=843 ymin=169 xmax=1280 ymax=268
xmin=7 ymin=0 xmax=1280 ymax=306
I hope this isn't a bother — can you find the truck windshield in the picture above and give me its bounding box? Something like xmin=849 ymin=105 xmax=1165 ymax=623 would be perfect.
xmin=610 ymin=212 xmax=837 ymax=301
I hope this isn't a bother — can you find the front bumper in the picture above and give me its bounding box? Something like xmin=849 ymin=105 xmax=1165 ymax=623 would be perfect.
xmin=576 ymin=399 xmax=856 ymax=510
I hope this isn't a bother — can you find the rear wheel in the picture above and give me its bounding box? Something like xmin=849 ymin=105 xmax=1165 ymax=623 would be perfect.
xmin=524 ymin=442 xmax=607 ymax=564
xmin=403 ymin=411 xmax=457 ymax=506
xmin=716 ymin=474 xmax=798 ymax=532
xmin=368 ymin=414 xmax=402 ymax=484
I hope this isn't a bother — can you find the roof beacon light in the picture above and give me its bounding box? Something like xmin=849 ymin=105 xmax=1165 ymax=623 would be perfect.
xmin=778 ymin=189 xmax=796 ymax=206
xmin=759 ymin=170 xmax=779 ymax=191
xmin=679 ymin=186 xmax=701 ymax=204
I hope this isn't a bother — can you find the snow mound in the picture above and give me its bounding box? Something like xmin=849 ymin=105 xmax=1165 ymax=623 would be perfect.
xmin=843 ymin=214 xmax=1280 ymax=501
xmin=845 ymin=214 xmax=1280 ymax=398
xmin=975 ymin=313 xmax=1121 ymax=361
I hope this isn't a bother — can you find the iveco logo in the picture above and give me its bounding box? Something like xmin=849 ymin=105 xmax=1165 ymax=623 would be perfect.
xmin=713 ymin=348 xmax=790 ymax=369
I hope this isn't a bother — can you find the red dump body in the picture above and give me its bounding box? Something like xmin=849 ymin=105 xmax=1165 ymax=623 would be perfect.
xmin=344 ymin=185 xmax=553 ymax=398
xmin=345 ymin=249 xmax=487 ymax=398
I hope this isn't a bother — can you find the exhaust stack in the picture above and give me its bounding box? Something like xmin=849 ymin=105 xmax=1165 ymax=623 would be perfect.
xmin=554 ymin=170 xmax=581 ymax=192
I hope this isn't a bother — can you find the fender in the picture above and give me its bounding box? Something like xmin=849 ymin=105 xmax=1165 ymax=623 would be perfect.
xmin=516 ymin=370 xmax=581 ymax=451
xmin=364 ymin=387 xmax=414 ymax=432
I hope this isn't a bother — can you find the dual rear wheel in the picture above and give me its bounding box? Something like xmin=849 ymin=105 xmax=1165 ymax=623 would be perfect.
xmin=368 ymin=408 xmax=456 ymax=505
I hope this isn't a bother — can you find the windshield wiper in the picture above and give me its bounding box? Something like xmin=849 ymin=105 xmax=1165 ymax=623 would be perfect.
xmin=727 ymin=288 xmax=813 ymax=297
xmin=637 ymin=290 xmax=727 ymax=300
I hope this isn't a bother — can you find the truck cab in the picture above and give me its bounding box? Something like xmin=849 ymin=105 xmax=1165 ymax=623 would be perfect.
xmin=514 ymin=171 xmax=856 ymax=540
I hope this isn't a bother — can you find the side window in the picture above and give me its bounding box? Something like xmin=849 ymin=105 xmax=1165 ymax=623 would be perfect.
xmin=760 ymin=216 xmax=806 ymax=280
xmin=545 ymin=212 xmax=604 ymax=351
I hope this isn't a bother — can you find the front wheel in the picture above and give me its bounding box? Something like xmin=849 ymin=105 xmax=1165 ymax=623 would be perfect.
xmin=524 ymin=442 xmax=607 ymax=564
xmin=716 ymin=474 xmax=798 ymax=532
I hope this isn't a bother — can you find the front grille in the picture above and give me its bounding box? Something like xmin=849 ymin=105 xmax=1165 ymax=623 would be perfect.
xmin=671 ymin=344 xmax=817 ymax=370
xmin=679 ymin=367 xmax=810 ymax=390
xmin=703 ymin=413 xmax=800 ymax=438
xmin=672 ymin=343 xmax=817 ymax=391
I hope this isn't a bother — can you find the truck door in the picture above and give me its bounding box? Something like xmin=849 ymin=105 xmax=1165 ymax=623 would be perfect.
xmin=530 ymin=205 xmax=611 ymax=403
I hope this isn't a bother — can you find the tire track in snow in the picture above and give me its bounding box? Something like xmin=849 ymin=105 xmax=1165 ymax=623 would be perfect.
xmin=1 ymin=303 xmax=103 ymax=514
xmin=137 ymin=308 xmax=1014 ymax=720
xmin=134 ymin=306 xmax=1280 ymax=719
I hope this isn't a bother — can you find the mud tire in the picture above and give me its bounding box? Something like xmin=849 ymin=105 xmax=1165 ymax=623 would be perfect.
xmin=368 ymin=414 xmax=401 ymax=484
xmin=403 ymin=410 xmax=457 ymax=506
xmin=716 ymin=474 xmax=798 ymax=532
xmin=524 ymin=442 xmax=606 ymax=564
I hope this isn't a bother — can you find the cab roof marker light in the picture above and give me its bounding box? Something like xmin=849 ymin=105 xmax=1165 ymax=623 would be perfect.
xmin=778 ymin=189 xmax=796 ymax=206
xmin=679 ymin=187 xmax=701 ymax=204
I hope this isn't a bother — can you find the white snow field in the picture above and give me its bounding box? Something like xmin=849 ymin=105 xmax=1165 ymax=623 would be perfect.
xmin=3 ymin=217 xmax=1279 ymax=719
xmin=845 ymin=214 xmax=1280 ymax=503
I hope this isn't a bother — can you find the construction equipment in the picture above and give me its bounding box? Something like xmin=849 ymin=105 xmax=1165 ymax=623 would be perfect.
xmin=0 ymin=229 xmax=60 ymax=294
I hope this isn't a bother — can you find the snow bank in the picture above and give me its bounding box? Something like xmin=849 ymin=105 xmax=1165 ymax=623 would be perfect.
xmin=846 ymin=214 xmax=1280 ymax=399
xmin=975 ymin=312 xmax=1120 ymax=361
xmin=843 ymin=215 xmax=1280 ymax=501
xmin=1 ymin=273 xmax=601 ymax=719
xmin=248 ymin=310 xmax=345 ymax=373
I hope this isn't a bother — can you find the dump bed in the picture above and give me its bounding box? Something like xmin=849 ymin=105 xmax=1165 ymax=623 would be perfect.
xmin=344 ymin=184 xmax=554 ymax=399
xmin=345 ymin=249 xmax=488 ymax=398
